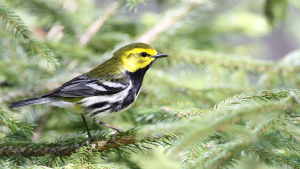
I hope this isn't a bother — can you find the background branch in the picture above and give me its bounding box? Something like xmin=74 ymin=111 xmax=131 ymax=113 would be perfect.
xmin=79 ymin=1 xmax=125 ymax=45
xmin=137 ymin=0 xmax=208 ymax=43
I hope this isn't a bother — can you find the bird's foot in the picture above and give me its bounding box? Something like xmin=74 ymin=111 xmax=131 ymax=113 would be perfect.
xmin=84 ymin=135 xmax=95 ymax=145
xmin=111 ymin=129 xmax=123 ymax=142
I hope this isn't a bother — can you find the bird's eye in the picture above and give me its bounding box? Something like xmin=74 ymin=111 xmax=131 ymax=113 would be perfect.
xmin=140 ymin=52 xmax=148 ymax=57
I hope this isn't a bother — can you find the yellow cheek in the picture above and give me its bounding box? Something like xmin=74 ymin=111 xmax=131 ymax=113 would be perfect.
xmin=122 ymin=56 xmax=154 ymax=72
xmin=139 ymin=57 xmax=155 ymax=68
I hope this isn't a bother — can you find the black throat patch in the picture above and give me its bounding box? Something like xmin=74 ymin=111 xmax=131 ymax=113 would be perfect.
xmin=127 ymin=63 xmax=152 ymax=95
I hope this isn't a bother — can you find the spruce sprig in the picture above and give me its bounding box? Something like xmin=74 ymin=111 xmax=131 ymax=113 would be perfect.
xmin=0 ymin=4 xmax=58 ymax=70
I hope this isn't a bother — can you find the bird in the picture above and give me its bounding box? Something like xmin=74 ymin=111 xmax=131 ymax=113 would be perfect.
xmin=9 ymin=43 xmax=168 ymax=140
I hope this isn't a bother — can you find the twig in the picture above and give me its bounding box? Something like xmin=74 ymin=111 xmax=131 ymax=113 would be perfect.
xmin=289 ymin=91 xmax=300 ymax=104
xmin=137 ymin=0 xmax=208 ymax=43
xmin=79 ymin=1 xmax=125 ymax=45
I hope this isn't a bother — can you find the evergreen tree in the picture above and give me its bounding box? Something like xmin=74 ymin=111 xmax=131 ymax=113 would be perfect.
xmin=1 ymin=0 xmax=300 ymax=168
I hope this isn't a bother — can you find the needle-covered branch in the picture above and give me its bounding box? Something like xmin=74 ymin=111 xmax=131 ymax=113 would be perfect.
xmin=1 ymin=0 xmax=300 ymax=168
xmin=6 ymin=0 xmax=78 ymax=35
xmin=137 ymin=88 xmax=300 ymax=168
xmin=0 ymin=4 xmax=58 ymax=70
xmin=173 ymin=50 xmax=300 ymax=74
xmin=0 ymin=129 xmax=174 ymax=158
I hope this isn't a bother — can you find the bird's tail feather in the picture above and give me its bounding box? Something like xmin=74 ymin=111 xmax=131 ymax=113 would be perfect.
xmin=9 ymin=97 xmax=51 ymax=108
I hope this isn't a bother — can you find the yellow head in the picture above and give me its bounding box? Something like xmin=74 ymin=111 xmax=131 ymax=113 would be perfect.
xmin=113 ymin=43 xmax=168 ymax=72
xmin=87 ymin=43 xmax=168 ymax=79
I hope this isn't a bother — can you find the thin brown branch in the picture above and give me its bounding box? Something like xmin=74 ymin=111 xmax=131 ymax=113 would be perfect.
xmin=290 ymin=91 xmax=300 ymax=104
xmin=79 ymin=1 xmax=125 ymax=45
xmin=137 ymin=0 xmax=208 ymax=43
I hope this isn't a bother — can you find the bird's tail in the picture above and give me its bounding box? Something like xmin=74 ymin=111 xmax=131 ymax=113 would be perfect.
xmin=9 ymin=97 xmax=51 ymax=108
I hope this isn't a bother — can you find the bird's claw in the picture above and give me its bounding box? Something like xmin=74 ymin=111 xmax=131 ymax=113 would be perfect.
xmin=111 ymin=129 xmax=123 ymax=142
xmin=84 ymin=136 xmax=95 ymax=145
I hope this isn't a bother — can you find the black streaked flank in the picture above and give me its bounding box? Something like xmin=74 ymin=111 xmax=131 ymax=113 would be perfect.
xmin=85 ymin=65 xmax=152 ymax=118
xmin=110 ymin=101 xmax=127 ymax=112
xmin=86 ymin=102 xmax=109 ymax=110
xmin=90 ymin=106 xmax=111 ymax=117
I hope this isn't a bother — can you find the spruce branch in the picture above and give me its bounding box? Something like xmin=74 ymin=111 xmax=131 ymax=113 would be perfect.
xmin=212 ymin=89 xmax=296 ymax=111
xmin=0 ymin=4 xmax=58 ymax=70
xmin=7 ymin=0 xmax=78 ymax=35
xmin=169 ymin=89 xmax=298 ymax=119
xmin=138 ymin=89 xmax=300 ymax=153
xmin=0 ymin=108 xmax=33 ymax=135
xmin=177 ymin=102 xmax=289 ymax=151
xmin=249 ymin=147 xmax=300 ymax=169
xmin=173 ymin=50 xmax=300 ymax=74
xmin=204 ymin=120 xmax=279 ymax=169
xmin=0 ymin=129 xmax=174 ymax=158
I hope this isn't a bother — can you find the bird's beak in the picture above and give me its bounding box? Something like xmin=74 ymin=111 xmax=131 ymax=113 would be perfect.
xmin=153 ymin=53 xmax=168 ymax=58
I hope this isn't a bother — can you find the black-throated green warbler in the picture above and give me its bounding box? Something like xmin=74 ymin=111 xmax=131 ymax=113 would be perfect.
xmin=9 ymin=43 xmax=168 ymax=139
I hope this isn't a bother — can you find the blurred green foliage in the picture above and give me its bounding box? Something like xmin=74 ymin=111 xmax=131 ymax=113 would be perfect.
xmin=1 ymin=0 xmax=300 ymax=168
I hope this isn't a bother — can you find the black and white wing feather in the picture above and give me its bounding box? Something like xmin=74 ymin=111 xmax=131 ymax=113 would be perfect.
xmin=9 ymin=73 xmax=130 ymax=109
xmin=40 ymin=73 xmax=133 ymax=118
xmin=42 ymin=73 xmax=130 ymax=98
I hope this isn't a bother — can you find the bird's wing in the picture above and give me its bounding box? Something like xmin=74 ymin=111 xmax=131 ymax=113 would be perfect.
xmin=41 ymin=73 xmax=130 ymax=98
